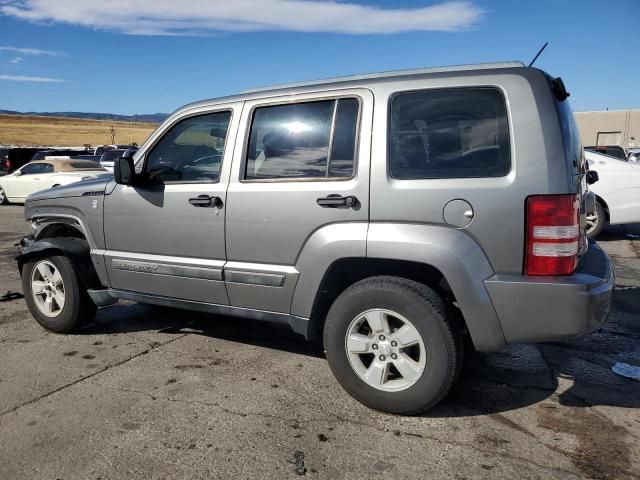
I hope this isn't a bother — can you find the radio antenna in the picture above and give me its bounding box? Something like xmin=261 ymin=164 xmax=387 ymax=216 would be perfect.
xmin=528 ymin=42 xmax=549 ymax=67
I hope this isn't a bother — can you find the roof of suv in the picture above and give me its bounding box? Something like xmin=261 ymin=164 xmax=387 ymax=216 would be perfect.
xmin=242 ymin=61 xmax=525 ymax=94
xmin=178 ymin=61 xmax=525 ymax=113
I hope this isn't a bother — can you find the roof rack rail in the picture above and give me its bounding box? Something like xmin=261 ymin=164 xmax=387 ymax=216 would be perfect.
xmin=242 ymin=61 xmax=525 ymax=94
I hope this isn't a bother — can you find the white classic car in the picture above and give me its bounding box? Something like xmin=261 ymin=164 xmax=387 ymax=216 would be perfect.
xmin=586 ymin=149 xmax=640 ymax=237
xmin=0 ymin=159 xmax=108 ymax=205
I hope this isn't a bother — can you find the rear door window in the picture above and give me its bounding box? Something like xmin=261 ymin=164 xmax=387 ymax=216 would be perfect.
xmin=244 ymin=98 xmax=359 ymax=180
xmin=389 ymin=88 xmax=511 ymax=179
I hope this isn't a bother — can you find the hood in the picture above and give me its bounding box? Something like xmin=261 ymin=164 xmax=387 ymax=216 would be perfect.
xmin=26 ymin=174 xmax=112 ymax=203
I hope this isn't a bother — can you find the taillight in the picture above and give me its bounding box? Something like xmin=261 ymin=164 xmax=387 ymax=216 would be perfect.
xmin=525 ymin=194 xmax=580 ymax=276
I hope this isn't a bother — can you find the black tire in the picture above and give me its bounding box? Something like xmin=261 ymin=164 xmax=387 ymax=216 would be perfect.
xmin=0 ymin=185 xmax=8 ymax=205
xmin=586 ymin=201 xmax=606 ymax=238
xmin=22 ymin=254 xmax=96 ymax=333
xmin=323 ymin=275 xmax=463 ymax=415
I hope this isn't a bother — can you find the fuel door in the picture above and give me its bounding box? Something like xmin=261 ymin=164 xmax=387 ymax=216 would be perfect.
xmin=443 ymin=199 xmax=474 ymax=228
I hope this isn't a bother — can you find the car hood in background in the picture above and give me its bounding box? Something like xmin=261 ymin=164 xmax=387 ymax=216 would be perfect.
xmin=26 ymin=174 xmax=113 ymax=203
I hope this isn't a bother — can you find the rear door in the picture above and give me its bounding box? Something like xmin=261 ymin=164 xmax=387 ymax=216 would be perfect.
xmin=224 ymin=89 xmax=373 ymax=313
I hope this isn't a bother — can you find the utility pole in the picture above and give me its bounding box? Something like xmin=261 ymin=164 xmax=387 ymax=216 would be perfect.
xmin=110 ymin=125 xmax=116 ymax=144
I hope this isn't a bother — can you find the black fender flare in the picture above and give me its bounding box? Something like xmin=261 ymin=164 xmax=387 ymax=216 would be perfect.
xmin=16 ymin=235 xmax=102 ymax=289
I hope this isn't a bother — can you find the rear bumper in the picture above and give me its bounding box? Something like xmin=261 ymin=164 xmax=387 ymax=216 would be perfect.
xmin=484 ymin=240 xmax=614 ymax=345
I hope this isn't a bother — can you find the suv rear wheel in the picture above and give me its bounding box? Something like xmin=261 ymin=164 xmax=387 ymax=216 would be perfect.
xmin=323 ymin=276 xmax=463 ymax=415
xmin=22 ymin=254 xmax=96 ymax=333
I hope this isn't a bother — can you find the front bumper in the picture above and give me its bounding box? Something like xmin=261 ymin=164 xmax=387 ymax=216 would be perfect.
xmin=484 ymin=240 xmax=614 ymax=344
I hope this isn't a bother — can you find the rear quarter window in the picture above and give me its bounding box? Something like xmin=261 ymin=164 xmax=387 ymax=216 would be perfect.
xmin=389 ymin=87 xmax=511 ymax=179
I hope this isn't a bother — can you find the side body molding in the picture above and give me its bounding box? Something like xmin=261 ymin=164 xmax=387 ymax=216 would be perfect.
xmin=367 ymin=223 xmax=506 ymax=352
xmin=291 ymin=222 xmax=368 ymax=319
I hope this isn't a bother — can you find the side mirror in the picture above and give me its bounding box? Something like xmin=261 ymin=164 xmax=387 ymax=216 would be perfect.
xmin=586 ymin=170 xmax=599 ymax=185
xmin=114 ymin=157 xmax=135 ymax=185
xmin=14 ymin=170 xmax=22 ymax=176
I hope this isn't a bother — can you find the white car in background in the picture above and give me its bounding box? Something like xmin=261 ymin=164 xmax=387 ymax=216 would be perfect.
xmin=586 ymin=149 xmax=640 ymax=237
xmin=0 ymin=159 xmax=108 ymax=205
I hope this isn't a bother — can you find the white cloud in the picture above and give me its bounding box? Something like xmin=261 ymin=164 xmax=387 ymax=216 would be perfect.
xmin=0 ymin=45 xmax=67 ymax=56
xmin=0 ymin=0 xmax=483 ymax=35
xmin=9 ymin=56 xmax=23 ymax=63
xmin=0 ymin=74 xmax=64 ymax=82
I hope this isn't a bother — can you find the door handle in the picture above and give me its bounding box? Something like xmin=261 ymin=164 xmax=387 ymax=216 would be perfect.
xmin=188 ymin=195 xmax=223 ymax=208
xmin=316 ymin=194 xmax=358 ymax=208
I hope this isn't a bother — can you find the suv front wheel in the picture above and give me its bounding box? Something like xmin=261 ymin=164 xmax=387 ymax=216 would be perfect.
xmin=22 ymin=254 xmax=96 ymax=333
xmin=323 ymin=276 xmax=463 ymax=415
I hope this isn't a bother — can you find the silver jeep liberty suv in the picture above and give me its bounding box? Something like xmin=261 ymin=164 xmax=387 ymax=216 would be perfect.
xmin=17 ymin=62 xmax=613 ymax=415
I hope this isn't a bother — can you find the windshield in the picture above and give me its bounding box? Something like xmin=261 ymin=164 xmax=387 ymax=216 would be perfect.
xmin=100 ymin=150 xmax=124 ymax=162
xmin=585 ymin=150 xmax=625 ymax=163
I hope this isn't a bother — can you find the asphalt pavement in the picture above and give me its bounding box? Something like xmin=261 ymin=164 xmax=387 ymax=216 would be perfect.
xmin=1 ymin=204 xmax=639 ymax=479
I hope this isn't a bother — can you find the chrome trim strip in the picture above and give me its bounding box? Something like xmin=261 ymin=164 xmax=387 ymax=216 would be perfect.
xmin=224 ymin=270 xmax=285 ymax=287
xmin=112 ymin=259 xmax=223 ymax=281
xmin=223 ymin=261 xmax=298 ymax=275
xmin=105 ymin=250 xmax=225 ymax=269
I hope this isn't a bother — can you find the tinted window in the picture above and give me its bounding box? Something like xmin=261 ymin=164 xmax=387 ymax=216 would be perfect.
xmin=556 ymin=98 xmax=584 ymax=174
xmin=245 ymin=98 xmax=359 ymax=180
xmin=69 ymin=161 xmax=104 ymax=170
xmin=31 ymin=151 xmax=52 ymax=161
xmin=100 ymin=150 xmax=125 ymax=162
xmin=20 ymin=163 xmax=53 ymax=175
xmin=389 ymin=88 xmax=510 ymax=179
xmin=145 ymin=111 xmax=231 ymax=183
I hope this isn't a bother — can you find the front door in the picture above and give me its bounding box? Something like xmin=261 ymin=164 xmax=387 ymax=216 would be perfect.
xmin=103 ymin=103 xmax=242 ymax=304
xmin=224 ymin=89 xmax=372 ymax=313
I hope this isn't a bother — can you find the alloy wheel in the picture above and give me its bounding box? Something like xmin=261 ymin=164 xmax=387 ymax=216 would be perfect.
xmin=31 ymin=260 xmax=65 ymax=317
xmin=345 ymin=308 xmax=426 ymax=392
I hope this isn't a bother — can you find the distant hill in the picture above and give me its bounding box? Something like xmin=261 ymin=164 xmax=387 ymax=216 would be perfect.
xmin=0 ymin=109 xmax=168 ymax=123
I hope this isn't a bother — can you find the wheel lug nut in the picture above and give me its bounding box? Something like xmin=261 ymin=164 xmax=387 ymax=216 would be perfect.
xmin=372 ymin=344 xmax=378 ymax=350
xmin=391 ymin=353 xmax=397 ymax=360
xmin=391 ymin=341 xmax=397 ymax=347
xmin=379 ymin=335 xmax=385 ymax=341
xmin=379 ymin=355 xmax=386 ymax=361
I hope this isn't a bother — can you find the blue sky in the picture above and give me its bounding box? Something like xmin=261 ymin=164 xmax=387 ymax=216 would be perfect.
xmin=0 ymin=0 xmax=637 ymax=115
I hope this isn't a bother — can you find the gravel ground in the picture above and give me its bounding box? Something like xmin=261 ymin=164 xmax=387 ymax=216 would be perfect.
xmin=0 ymin=204 xmax=639 ymax=480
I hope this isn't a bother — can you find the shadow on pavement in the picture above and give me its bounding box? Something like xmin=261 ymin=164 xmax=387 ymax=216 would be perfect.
xmin=76 ymin=285 xmax=640 ymax=418
xmin=83 ymin=302 xmax=325 ymax=359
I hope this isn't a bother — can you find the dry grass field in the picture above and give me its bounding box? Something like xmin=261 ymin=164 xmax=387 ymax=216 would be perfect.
xmin=0 ymin=114 xmax=158 ymax=147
